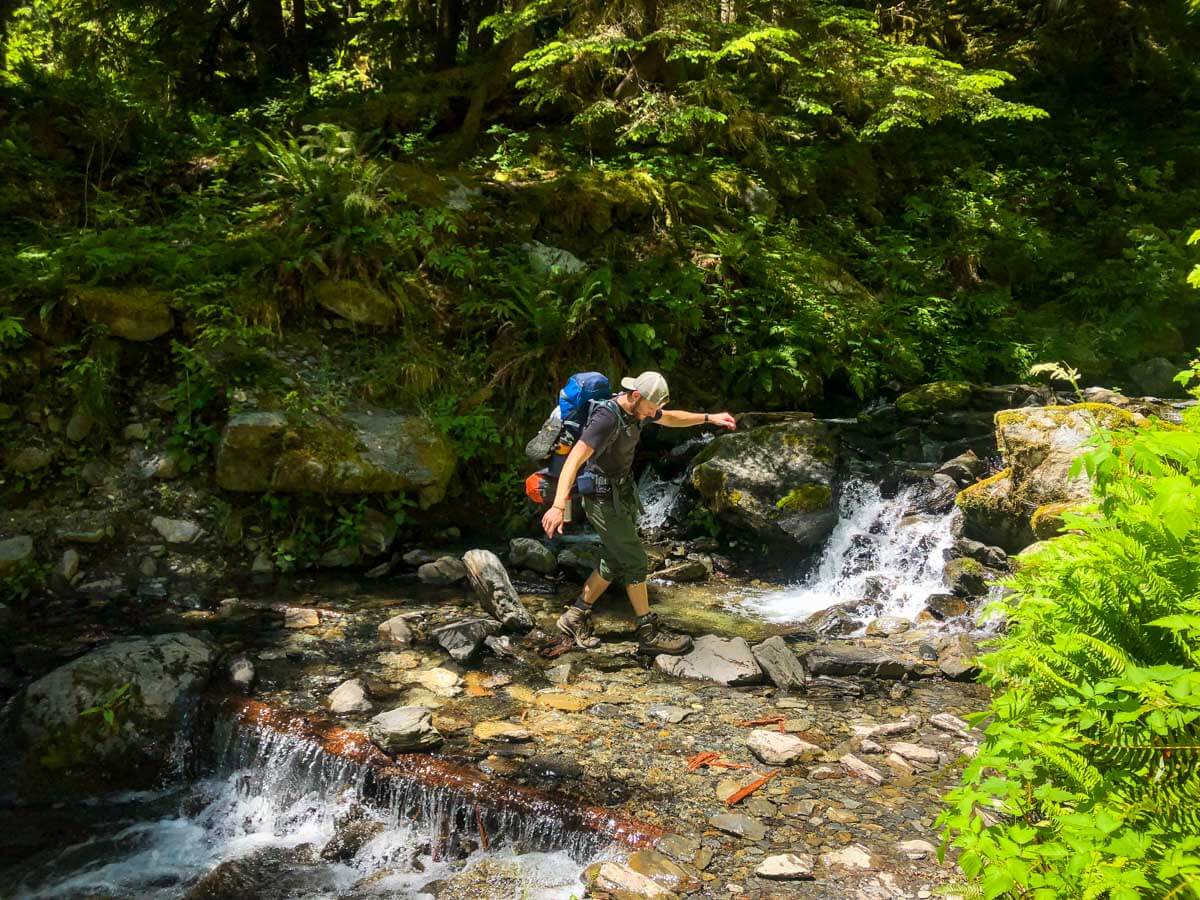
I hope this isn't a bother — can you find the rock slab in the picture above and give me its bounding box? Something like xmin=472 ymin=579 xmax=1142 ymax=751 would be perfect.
xmin=655 ymin=635 xmax=763 ymax=686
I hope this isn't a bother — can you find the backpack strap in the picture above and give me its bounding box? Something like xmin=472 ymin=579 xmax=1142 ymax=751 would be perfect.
xmin=585 ymin=397 xmax=629 ymax=460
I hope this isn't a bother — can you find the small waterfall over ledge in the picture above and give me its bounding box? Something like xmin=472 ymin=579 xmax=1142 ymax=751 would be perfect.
xmin=741 ymin=479 xmax=960 ymax=625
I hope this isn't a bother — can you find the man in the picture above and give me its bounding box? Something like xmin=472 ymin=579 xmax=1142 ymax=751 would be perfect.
xmin=541 ymin=371 xmax=737 ymax=654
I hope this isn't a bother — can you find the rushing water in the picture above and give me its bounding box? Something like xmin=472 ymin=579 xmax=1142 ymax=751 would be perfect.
xmin=13 ymin=716 xmax=610 ymax=899
xmin=741 ymin=479 xmax=959 ymax=625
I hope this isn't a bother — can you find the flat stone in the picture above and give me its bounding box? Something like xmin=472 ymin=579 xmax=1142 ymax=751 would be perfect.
xmin=284 ymin=607 xmax=320 ymax=629
xmin=865 ymin=616 xmax=911 ymax=637
xmin=851 ymin=715 xmax=920 ymax=738
xmin=59 ymin=548 xmax=81 ymax=581
xmin=377 ymin=614 xmax=414 ymax=646
xmin=0 ymin=536 xmax=34 ymax=577
xmin=312 ymin=278 xmax=397 ymax=326
xmin=418 ymin=555 xmax=468 ymax=585
xmin=716 ymin=779 xmax=741 ymax=803
xmin=251 ymin=552 xmax=274 ymax=574
xmin=747 ymin=730 xmax=823 ymax=766
xmin=930 ymin=712 xmax=972 ymax=737
xmin=841 ymin=753 xmax=884 ymax=784
xmin=534 ymin=690 xmax=592 ymax=712
xmin=582 ymin=862 xmax=676 ymax=899
xmin=820 ymin=844 xmax=873 ymax=870
xmin=656 ymin=558 xmax=710 ymax=582
xmin=655 ymin=635 xmax=763 ymax=686
xmin=647 ymin=704 xmax=692 ymax=724
xmin=898 ymin=839 xmax=937 ymax=860
xmin=802 ymin=644 xmax=925 ymax=680
xmin=627 ymin=848 xmax=698 ymax=893
xmin=890 ymin=742 xmax=939 ymax=765
xmin=473 ymin=720 xmax=533 ymax=742
xmin=150 ymin=516 xmax=202 ymax=544
xmin=656 ymin=834 xmax=702 ymax=865
xmin=368 ymin=706 xmax=442 ymax=752
xmin=751 ymin=635 xmax=807 ymax=691
xmin=938 ymin=634 xmax=980 ymax=680
xmin=431 ymin=616 xmax=502 ymax=662
xmin=326 ymin=679 xmax=373 ymax=714
xmin=755 ymin=853 xmax=815 ymax=880
xmin=709 ymin=813 xmax=767 ymax=842
xmin=71 ymin=285 xmax=173 ymax=341
xmin=403 ymin=548 xmax=439 ymax=566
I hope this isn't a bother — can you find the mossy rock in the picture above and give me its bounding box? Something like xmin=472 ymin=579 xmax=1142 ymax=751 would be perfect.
xmin=956 ymin=468 xmax=1034 ymax=553
xmin=775 ymin=484 xmax=833 ymax=513
xmin=216 ymin=410 xmax=456 ymax=507
xmin=69 ymin=285 xmax=173 ymax=341
xmin=1030 ymin=501 xmax=1090 ymax=540
xmin=895 ymin=381 xmax=974 ymax=416
xmin=311 ymin=279 xmax=397 ymax=327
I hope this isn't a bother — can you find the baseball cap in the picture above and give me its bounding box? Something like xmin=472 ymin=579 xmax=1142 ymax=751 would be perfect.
xmin=620 ymin=371 xmax=670 ymax=406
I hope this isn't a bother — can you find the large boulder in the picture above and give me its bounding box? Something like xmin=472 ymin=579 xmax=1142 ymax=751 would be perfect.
xmin=18 ymin=633 xmax=215 ymax=798
xmin=215 ymin=410 xmax=455 ymax=506
xmin=690 ymin=416 xmax=839 ymax=546
xmin=70 ymin=285 xmax=173 ymax=341
xmin=311 ymin=279 xmax=397 ymax=327
xmin=895 ymin=381 xmax=974 ymax=417
xmin=957 ymin=403 xmax=1143 ymax=553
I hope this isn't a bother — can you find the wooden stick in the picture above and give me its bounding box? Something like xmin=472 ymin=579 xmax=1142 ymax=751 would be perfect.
xmin=475 ymin=804 xmax=490 ymax=850
xmin=724 ymin=770 xmax=780 ymax=806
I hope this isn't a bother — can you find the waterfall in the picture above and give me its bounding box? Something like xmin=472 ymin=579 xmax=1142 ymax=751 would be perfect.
xmin=743 ymin=479 xmax=959 ymax=625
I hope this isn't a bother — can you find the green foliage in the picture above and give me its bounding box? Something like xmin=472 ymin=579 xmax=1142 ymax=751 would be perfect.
xmin=938 ymin=361 xmax=1200 ymax=898
xmin=80 ymin=682 xmax=134 ymax=732
xmin=1 ymin=558 xmax=49 ymax=604
xmin=163 ymin=342 xmax=224 ymax=474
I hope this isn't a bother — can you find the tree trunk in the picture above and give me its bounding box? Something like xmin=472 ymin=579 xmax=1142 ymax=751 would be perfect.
xmin=613 ymin=0 xmax=665 ymax=99
xmin=249 ymin=0 xmax=291 ymax=84
xmin=467 ymin=0 xmax=496 ymax=55
xmin=291 ymin=0 xmax=309 ymax=83
xmin=434 ymin=0 xmax=464 ymax=69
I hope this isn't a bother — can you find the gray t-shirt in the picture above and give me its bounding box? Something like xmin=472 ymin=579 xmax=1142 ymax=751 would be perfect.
xmin=579 ymin=396 xmax=662 ymax=479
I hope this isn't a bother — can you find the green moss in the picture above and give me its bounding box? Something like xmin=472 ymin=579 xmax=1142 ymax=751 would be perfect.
xmin=994 ymin=403 xmax=1141 ymax=431
xmin=896 ymin=381 xmax=974 ymax=416
xmin=956 ymin=467 xmax=1011 ymax=509
xmin=775 ymin=483 xmax=832 ymax=513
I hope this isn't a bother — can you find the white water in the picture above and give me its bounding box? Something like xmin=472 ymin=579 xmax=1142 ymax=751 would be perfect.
xmin=15 ymin=721 xmax=609 ymax=899
xmin=742 ymin=479 xmax=959 ymax=625
xmin=637 ymin=468 xmax=684 ymax=531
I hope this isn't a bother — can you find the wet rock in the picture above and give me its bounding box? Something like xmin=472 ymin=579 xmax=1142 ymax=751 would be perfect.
xmin=431 ymin=616 xmax=502 ymax=662
xmin=865 ymin=616 xmax=911 ymax=637
xmin=709 ymin=812 xmax=767 ymax=841
xmin=368 ymin=706 xmax=442 ymax=751
xmin=151 ymin=516 xmax=202 ymax=544
xmin=406 ymin=667 xmax=462 ymax=696
xmin=938 ymin=633 xmax=980 ymax=680
xmin=321 ymin=808 xmax=384 ymax=862
xmin=403 ymin=548 xmax=439 ymax=566
xmin=582 ymin=861 xmax=678 ymax=899
xmin=841 ymin=753 xmax=884 ymax=784
xmin=930 ymin=711 xmax=972 ymax=738
xmin=312 ymin=278 xmax=397 ymax=326
xmin=557 ymin=544 xmax=601 ymax=576
xmin=229 ymin=655 xmax=255 ymax=691
xmin=473 ymin=720 xmax=533 ymax=742
xmin=820 ymin=844 xmax=874 ymax=870
xmin=691 ymin=419 xmax=840 ymax=548
xmin=889 ymin=742 xmax=939 ymax=765
xmin=801 ymin=644 xmax=927 ymax=680
xmin=327 ymin=678 xmax=373 ymax=714
xmin=756 ymin=853 xmax=815 ymax=880
xmin=801 ymin=599 xmax=875 ymax=637
xmin=0 ymin=535 xmax=34 ymax=576
xmin=859 ymin=739 xmax=884 ymax=754
xmin=747 ymin=730 xmax=823 ymax=765
xmin=923 ymin=592 xmax=969 ymax=620
xmin=806 ymin=674 xmax=866 ymax=698
xmin=59 ymin=548 xmax=80 ymax=580
xmin=655 ymin=635 xmax=763 ymax=686
xmin=627 ymin=848 xmax=699 ymax=893
xmin=656 ymin=834 xmax=702 ymax=865
xmin=70 ymin=285 xmax=174 ymax=341
xmin=357 ymin=509 xmax=397 ymax=557
xmin=378 ymin=614 xmax=414 ymax=646
xmin=944 ymin=557 xmax=991 ymax=597
xmin=851 ymin=714 xmax=920 ymax=738
xmin=906 ymin=474 xmax=958 ymax=515
xmin=418 ymin=555 xmax=468 ymax=585
xmin=750 ymin=635 xmax=807 ymax=691
xmin=936 ymin=449 xmax=986 ymax=486
xmin=954 ymin=537 xmax=1008 ymax=569
xmin=18 ymin=633 xmax=215 ymax=798
xmin=508 ymin=537 xmax=557 ymax=575
xmin=215 ymin=410 xmax=455 ymax=507
xmin=429 ymin=859 xmax=524 ymax=898
xmin=523 ymin=754 xmax=584 ymax=781
xmin=185 ymin=846 xmax=333 ymax=899
xmin=285 ymin=607 xmax=320 ymax=629
xmin=656 ymin=558 xmax=710 ymax=582
xmin=462 ymin=548 xmax=534 ymax=633
xmin=318 ymin=545 xmax=360 ymax=568
xmin=1128 ymin=357 xmax=1184 ymax=398
xmin=648 ymin=704 xmax=692 ymax=724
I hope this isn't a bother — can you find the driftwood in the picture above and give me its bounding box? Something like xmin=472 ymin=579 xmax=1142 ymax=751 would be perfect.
xmin=462 ymin=549 xmax=534 ymax=633
xmin=225 ymin=697 xmax=663 ymax=850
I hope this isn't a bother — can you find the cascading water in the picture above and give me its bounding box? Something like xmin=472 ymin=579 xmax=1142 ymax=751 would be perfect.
xmin=741 ymin=479 xmax=960 ymax=625
xmin=13 ymin=712 xmax=615 ymax=899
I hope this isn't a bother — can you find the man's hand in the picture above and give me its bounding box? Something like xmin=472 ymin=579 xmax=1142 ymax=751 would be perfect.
xmin=542 ymin=505 xmax=566 ymax=539
xmin=710 ymin=412 xmax=737 ymax=430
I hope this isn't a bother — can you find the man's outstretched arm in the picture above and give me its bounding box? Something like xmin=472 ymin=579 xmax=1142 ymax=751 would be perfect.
xmin=656 ymin=409 xmax=737 ymax=429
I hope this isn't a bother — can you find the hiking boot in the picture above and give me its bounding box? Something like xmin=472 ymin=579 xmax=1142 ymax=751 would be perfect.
xmin=557 ymin=603 xmax=601 ymax=649
xmin=636 ymin=612 xmax=693 ymax=656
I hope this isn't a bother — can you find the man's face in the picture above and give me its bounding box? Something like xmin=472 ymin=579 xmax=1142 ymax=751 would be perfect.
xmin=631 ymin=391 xmax=666 ymax=421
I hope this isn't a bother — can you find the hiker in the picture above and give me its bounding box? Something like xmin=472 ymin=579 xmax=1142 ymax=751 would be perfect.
xmin=541 ymin=371 xmax=737 ymax=654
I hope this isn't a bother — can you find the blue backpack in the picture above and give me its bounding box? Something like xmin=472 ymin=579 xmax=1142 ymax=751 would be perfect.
xmin=524 ymin=371 xmax=613 ymax=463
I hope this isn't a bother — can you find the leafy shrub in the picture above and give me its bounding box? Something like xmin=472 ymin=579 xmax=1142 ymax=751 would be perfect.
xmin=938 ymin=361 xmax=1200 ymax=898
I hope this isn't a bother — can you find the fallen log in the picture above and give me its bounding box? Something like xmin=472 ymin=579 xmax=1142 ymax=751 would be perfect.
xmin=224 ymin=697 xmax=663 ymax=850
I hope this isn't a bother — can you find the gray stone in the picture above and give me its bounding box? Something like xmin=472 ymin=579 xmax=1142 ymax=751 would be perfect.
xmin=431 ymin=616 xmax=502 ymax=662
xmin=690 ymin=417 xmax=840 ymax=547
xmin=898 ymin=839 xmax=937 ymax=860
xmin=582 ymin=861 xmax=676 ymax=899
xmin=508 ymin=538 xmax=557 ymax=575
xmin=18 ymin=633 xmax=214 ymax=797
xmin=367 ymin=706 xmax=442 ymax=752
xmin=936 ymin=449 xmax=986 ymax=486
xmin=59 ymin=548 xmax=80 ymax=581
xmin=79 ymin=460 xmax=109 ymax=486
xmin=0 ymin=536 xmax=34 ymax=577
xmin=525 ymin=241 xmax=586 ymax=275
xmin=1128 ymin=357 xmax=1184 ymax=398
xmin=403 ymin=548 xmax=439 ymax=566
xmin=150 ymin=516 xmax=202 ymax=544
xmin=318 ymin=546 xmax=360 ymax=568
xmin=750 ymin=635 xmax=807 ymax=691
xmin=326 ymin=679 xmax=373 ymax=714
xmin=65 ymin=410 xmax=95 ymax=443
xmin=141 ymin=454 xmax=180 ymax=480
xmin=841 ymin=753 xmax=885 ymax=784
xmin=6 ymin=447 xmax=54 ymax=474
xmin=139 ymin=557 xmax=157 ymax=577
xmin=655 ymin=635 xmax=763 ymax=686
xmin=755 ymin=853 xmax=814 ymax=880
xmin=557 ymin=544 xmax=601 ymax=576
xmin=865 ymin=616 xmax=911 ymax=637
xmin=938 ymin=634 xmax=980 ymax=680
xmin=656 ymin=558 xmax=711 ymax=582
xmin=944 ymin=557 xmax=991 ymax=597
xmin=801 ymin=599 xmax=875 ymax=637
xmin=905 ymin=474 xmax=958 ymax=515
xmin=708 ymin=813 xmax=767 ymax=841
xmin=647 ymin=704 xmax=693 ymax=724
xmin=889 ymin=742 xmax=939 ymax=765
xmin=377 ymin=614 xmax=414 ymax=646
xmin=924 ymin=592 xmax=969 ymax=620
xmin=358 ymin=509 xmax=397 ymax=557
xmin=746 ymin=730 xmax=823 ymax=766
xmin=820 ymin=844 xmax=873 ymax=870
xmin=656 ymin=834 xmax=701 ymax=865
xmin=215 ymin=410 xmax=455 ymax=508
xmin=801 ymin=644 xmax=927 ymax=680
xmin=417 ymin=555 xmax=467 ymax=585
